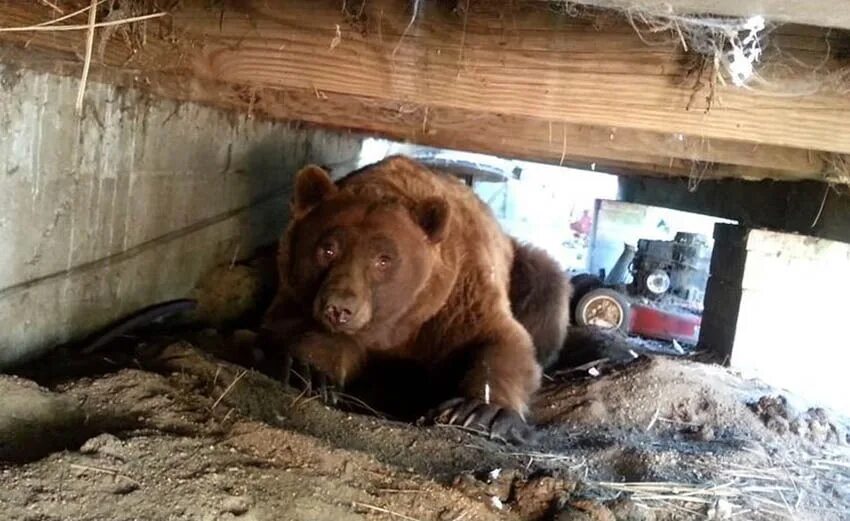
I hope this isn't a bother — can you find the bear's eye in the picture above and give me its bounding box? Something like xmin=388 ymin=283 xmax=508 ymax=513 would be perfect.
xmin=317 ymin=242 xmax=336 ymax=262
xmin=375 ymin=255 xmax=392 ymax=270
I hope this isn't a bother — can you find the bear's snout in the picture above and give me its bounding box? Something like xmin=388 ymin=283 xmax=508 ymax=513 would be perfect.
xmin=317 ymin=290 xmax=369 ymax=333
xmin=324 ymin=302 xmax=352 ymax=326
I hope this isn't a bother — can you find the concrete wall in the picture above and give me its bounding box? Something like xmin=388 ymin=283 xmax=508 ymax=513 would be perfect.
xmin=0 ymin=65 xmax=364 ymax=369
xmin=730 ymin=230 xmax=850 ymax=415
xmin=619 ymin=176 xmax=850 ymax=245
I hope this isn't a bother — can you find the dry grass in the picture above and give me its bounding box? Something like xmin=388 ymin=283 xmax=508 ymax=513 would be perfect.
xmin=210 ymin=368 xmax=247 ymax=411
xmin=76 ymin=0 xmax=98 ymax=114
xmin=352 ymin=501 xmax=424 ymax=521
xmin=0 ymin=1 xmax=169 ymax=115
xmin=0 ymin=11 xmax=167 ymax=33
xmin=588 ymin=448 xmax=850 ymax=520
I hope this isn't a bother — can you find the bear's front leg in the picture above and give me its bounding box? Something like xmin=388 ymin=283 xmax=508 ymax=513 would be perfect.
xmin=285 ymin=331 xmax=365 ymax=393
xmin=260 ymin=295 xmax=365 ymax=401
xmin=434 ymin=319 xmax=542 ymax=444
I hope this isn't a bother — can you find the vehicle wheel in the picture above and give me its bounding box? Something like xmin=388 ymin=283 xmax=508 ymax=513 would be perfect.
xmin=575 ymin=288 xmax=631 ymax=334
xmin=569 ymin=273 xmax=604 ymax=322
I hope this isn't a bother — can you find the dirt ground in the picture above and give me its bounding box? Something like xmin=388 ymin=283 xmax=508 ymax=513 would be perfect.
xmin=2 ymin=263 xmax=849 ymax=521
xmin=2 ymin=329 xmax=849 ymax=521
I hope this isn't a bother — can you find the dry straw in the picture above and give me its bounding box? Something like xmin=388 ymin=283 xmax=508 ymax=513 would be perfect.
xmin=0 ymin=1 xmax=167 ymax=115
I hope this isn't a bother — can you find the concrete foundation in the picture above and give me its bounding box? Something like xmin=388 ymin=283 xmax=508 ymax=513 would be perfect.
xmin=0 ymin=66 xmax=364 ymax=369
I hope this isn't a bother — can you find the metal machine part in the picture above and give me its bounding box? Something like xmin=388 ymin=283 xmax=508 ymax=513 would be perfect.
xmin=572 ymin=231 xmax=710 ymax=345
xmin=628 ymin=232 xmax=712 ymax=313
xmin=645 ymin=269 xmax=671 ymax=295
xmin=604 ymin=243 xmax=636 ymax=286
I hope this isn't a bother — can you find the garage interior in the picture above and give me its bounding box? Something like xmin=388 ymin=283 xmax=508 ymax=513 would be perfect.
xmin=1 ymin=1 xmax=849 ymax=520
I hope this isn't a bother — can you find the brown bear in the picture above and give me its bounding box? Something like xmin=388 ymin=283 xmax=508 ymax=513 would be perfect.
xmin=260 ymin=155 xmax=571 ymax=442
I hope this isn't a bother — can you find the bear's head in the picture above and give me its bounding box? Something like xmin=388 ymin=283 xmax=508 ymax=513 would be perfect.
xmin=283 ymin=165 xmax=451 ymax=336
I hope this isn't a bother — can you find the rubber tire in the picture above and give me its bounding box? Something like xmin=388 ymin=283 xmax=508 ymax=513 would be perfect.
xmin=575 ymin=288 xmax=632 ymax=334
xmin=568 ymin=273 xmax=604 ymax=323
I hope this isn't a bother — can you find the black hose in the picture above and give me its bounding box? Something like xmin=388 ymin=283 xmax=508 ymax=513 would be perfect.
xmin=80 ymin=299 xmax=198 ymax=354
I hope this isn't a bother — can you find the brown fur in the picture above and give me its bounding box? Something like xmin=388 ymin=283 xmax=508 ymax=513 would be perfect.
xmin=509 ymin=239 xmax=572 ymax=370
xmin=262 ymin=156 xmax=570 ymax=418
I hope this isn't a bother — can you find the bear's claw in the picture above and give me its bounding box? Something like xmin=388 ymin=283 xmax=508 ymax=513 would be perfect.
xmin=282 ymin=354 xmax=339 ymax=406
xmin=431 ymin=398 xmax=538 ymax=445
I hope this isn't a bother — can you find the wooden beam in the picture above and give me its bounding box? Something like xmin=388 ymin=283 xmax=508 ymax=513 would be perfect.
xmin=573 ymin=0 xmax=850 ymax=31
xmin=174 ymin=1 xmax=850 ymax=154
xmin=0 ymin=1 xmax=846 ymax=182
xmin=0 ymin=45 xmax=827 ymax=184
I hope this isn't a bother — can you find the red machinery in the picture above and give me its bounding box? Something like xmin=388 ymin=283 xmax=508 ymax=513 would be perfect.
xmin=571 ymin=232 xmax=709 ymax=345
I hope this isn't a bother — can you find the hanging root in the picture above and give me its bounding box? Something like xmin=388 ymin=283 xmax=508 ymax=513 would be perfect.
xmin=820 ymin=153 xmax=850 ymax=185
xmin=687 ymin=160 xmax=714 ymax=192
xmin=625 ymin=10 xmax=766 ymax=88
xmin=682 ymin=52 xmax=721 ymax=112
xmin=391 ymin=0 xmax=421 ymax=62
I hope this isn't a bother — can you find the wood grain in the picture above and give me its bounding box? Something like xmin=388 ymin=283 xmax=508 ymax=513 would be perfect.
xmin=0 ymin=0 xmax=845 ymax=180
xmin=172 ymin=1 xmax=850 ymax=153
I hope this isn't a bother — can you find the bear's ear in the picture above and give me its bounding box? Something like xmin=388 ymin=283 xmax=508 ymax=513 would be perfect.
xmin=292 ymin=165 xmax=337 ymax=217
xmin=413 ymin=197 xmax=450 ymax=243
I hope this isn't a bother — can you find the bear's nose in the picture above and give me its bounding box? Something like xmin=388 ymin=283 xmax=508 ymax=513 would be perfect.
xmin=324 ymin=303 xmax=353 ymax=326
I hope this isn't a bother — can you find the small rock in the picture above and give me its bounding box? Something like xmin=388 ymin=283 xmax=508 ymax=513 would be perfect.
xmin=438 ymin=509 xmax=461 ymax=521
xmin=80 ymin=433 xmax=127 ymax=460
xmin=556 ymin=509 xmax=592 ymax=521
xmin=221 ymin=495 xmax=251 ymax=516
xmin=789 ymin=418 xmax=808 ymax=437
xmin=808 ymin=419 xmax=830 ymax=444
xmin=564 ymin=499 xmax=616 ymax=521
xmin=765 ymin=416 xmax=790 ymax=435
xmin=511 ymin=475 xmax=572 ymax=520
xmin=109 ymin=479 xmax=139 ymax=495
xmin=706 ymin=498 xmax=732 ymax=520
xmin=607 ymin=498 xmax=656 ymax=521
xmin=695 ymin=425 xmax=715 ymax=442
xmin=489 ymin=496 xmax=504 ymax=510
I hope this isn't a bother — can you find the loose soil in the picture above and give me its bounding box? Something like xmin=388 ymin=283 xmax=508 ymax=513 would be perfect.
xmin=2 ymin=265 xmax=849 ymax=521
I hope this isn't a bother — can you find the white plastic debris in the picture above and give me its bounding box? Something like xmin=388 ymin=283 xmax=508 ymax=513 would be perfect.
xmin=588 ymin=367 xmax=601 ymax=377
xmin=706 ymin=498 xmax=732 ymax=520
xmin=724 ymin=15 xmax=765 ymax=86
xmin=488 ymin=468 xmax=502 ymax=481
xmin=671 ymin=340 xmax=685 ymax=354
xmin=489 ymin=496 xmax=504 ymax=510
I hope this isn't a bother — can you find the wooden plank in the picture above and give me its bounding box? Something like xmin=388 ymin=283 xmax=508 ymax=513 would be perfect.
xmin=175 ymin=1 xmax=850 ymax=154
xmin=0 ymin=45 xmax=826 ymax=183
xmin=574 ymin=0 xmax=850 ymax=31
xmin=0 ymin=1 xmax=846 ymax=178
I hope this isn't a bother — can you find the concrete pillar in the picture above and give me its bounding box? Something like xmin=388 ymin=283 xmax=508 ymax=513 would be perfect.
xmin=698 ymin=224 xmax=749 ymax=364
